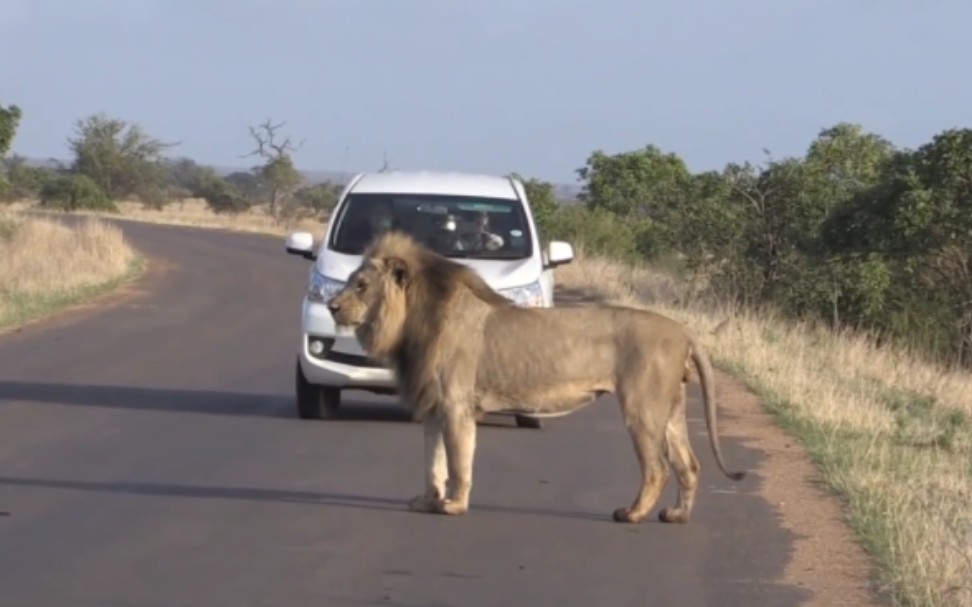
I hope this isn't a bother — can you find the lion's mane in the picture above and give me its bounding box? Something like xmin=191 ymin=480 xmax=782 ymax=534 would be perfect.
xmin=358 ymin=231 xmax=512 ymax=420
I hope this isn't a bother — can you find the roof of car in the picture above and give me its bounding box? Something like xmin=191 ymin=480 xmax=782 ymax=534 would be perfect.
xmin=348 ymin=170 xmax=520 ymax=200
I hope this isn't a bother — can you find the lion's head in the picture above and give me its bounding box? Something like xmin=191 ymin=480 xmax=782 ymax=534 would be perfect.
xmin=326 ymin=239 xmax=413 ymax=359
xmin=327 ymin=229 xmax=512 ymax=366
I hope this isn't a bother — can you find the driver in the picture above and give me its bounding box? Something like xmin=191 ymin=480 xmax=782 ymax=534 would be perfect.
xmin=428 ymin=213 xmax=462 ymax=252
xmin=343 ymin=200 xmax=395 ymax=250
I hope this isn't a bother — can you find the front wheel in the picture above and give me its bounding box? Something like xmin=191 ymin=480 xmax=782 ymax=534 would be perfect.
xmin=295 ymin=359 xmax=341 ymax=420
xmin=515 ymin=415 xmax=543 ymax=429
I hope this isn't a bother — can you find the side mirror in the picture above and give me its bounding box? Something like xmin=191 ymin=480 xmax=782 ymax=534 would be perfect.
xmin=545 ymin=240 xmax=574 ymax=269
xmin=286 ymin=231 xmax=316 ymax=261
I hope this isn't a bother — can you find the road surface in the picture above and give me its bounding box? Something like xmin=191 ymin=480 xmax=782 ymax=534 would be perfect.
xmin=0 ymin=218 xmax=811 ymax=606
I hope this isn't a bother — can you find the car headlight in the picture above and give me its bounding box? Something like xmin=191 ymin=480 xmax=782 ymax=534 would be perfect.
xmin=498 ymin=280 xmax=545 ymax=308
xmin=307 ymin=269 xmax=346 ymax=304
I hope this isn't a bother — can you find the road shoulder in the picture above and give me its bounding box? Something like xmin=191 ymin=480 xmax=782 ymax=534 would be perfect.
xmin=714 ymin=367 xmax=885 ymax=606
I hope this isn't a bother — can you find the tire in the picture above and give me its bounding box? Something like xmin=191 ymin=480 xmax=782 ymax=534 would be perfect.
xmin=514 ymin=414 xmax=543 ymax=429
xmin=295 ymin=359 xmax=340 ymax=420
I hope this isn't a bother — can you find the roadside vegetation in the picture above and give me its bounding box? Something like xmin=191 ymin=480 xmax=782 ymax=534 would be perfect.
xmin=0 ymin=210 xmax=141 ymax=331
xmin=0 ymin=104 xmax=143 ymax=331
xmin=3 ymin=101 xmax=971 ymax=606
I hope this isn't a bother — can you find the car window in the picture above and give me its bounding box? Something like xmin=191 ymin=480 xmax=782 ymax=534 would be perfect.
xmin=328 ymin=192 xmax=533 ymax=259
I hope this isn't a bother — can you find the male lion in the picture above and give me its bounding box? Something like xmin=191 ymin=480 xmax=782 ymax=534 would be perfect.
xmin=326 ymin=231 xmax=747 ymax=524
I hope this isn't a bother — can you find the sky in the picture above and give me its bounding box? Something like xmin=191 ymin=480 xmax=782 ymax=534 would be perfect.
xmin=2 ymin=0 xmax=971 ymax=185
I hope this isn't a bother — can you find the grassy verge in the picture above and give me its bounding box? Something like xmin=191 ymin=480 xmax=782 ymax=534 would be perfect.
xmin=0 ymin=211 xmax=144 ymax=332
xmin=8 ymin=198 xmax=323 ymax=237
xmin=554 ymin=248 xmax=972 ymax=607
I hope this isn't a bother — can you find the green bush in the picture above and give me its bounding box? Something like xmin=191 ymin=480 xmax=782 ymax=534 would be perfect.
xmin=39 ymin=174 xmax=117 ymax=212
xmin=542 ymin=205 xmax=641 ymax=262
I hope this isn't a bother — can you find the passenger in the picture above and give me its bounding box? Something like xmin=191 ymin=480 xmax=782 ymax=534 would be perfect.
xmin=459 ymin=211 xmax=504 ymax=251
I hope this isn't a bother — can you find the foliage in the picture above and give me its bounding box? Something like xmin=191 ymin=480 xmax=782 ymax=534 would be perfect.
xmin=66 ymin=113 xmax=178 ymax=203
xmin=508 ymin=172 xmax=560 ymax=239
xmin=192 ymin=171 xmax=250 ymax=215
xmin=292 ymin=181 xmax=342 ymax=217
xmin=0 ymin=103 xmax=22 ymax=159
xmin=1 ymin=154 xmax=57 ymax=202
xmin=532 ymin=122 xmax=972 ymax=368
xmin=39 ymin=173 xmax=117 ymax=212
xmin=0 ymin=103 xmax=24 ymax=199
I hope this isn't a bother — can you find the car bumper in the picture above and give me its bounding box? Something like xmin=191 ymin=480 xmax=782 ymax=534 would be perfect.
xmin=299 ymin=339 xmax=397 ymax=390
xmin=299 ymin=298 xmax=397 ymax=390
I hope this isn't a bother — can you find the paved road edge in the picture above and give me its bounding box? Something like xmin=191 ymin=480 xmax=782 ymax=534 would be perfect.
xmin=0 ymin=254 xmax=150 ymax=340
xmin=712 ymin=367 xmax=884 ymax=607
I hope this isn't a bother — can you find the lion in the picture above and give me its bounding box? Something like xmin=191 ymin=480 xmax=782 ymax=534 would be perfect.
xmin=326 ymin=231 xmax=747 ymax=524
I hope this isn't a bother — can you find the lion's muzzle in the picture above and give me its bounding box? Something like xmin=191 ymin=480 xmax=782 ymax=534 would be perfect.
xmin=326 ymin=292 xmax=360 ymax=329
xmin=326 ymin=294 xmax=347 ymax=324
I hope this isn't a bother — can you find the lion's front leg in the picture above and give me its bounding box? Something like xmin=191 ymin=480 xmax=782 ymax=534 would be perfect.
xmin=408 ymin=413 xmax=449 ymax=513
xmin=434 ymin=408 xmax=477 ymax=516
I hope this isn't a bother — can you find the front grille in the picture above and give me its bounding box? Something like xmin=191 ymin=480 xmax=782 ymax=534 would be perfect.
xmin=325 ymin=349 xmax=388 ymax=369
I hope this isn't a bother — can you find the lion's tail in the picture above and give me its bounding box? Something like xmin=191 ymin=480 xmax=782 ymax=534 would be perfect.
xmin=686 ymin=332 xmax=747 ymax=482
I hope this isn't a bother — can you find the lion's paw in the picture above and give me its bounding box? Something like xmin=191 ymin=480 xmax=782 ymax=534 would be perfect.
xmin=658 ymin=507 xmax=690 ymax=524
xmin=433 ymin=498 xmax=469 ymax=516
xmin=611 ymin=507 xmax=646 ymax=524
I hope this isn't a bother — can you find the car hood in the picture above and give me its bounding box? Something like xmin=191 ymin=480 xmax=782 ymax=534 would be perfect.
xmin=316 ymin=249 xmax=542 ymax=290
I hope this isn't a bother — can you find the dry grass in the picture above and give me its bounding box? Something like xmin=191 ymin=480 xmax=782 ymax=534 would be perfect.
xmin=11 ymin=198 xmax=324 ymax=237
xmin=0 ymin=210 xmax=142 ymax=329
xmin=554 ymin=245 xmax=972 ymax=607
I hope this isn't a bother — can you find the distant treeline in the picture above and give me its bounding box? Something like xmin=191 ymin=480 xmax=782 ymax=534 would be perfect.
xmin=2 ymin=104 xmax=971 ymax=367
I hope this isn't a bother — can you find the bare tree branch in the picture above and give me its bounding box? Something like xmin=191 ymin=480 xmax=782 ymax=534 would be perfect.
xmin=240 ymin=118 xmax=304 ymax=160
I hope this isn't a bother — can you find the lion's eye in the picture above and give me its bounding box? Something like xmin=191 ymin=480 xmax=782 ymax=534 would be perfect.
xmin=356 ymin=280 xmax=367 ymax=293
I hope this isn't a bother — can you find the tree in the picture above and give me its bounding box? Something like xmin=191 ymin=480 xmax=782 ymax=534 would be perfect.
xmin=291 ymin=181 xmax=342 ymax=218
xmin=574 ymin=145 xmax=697 ymax=261
xmin=576 ymin=145 xmax=693 ymax=220
xmin=194 ymin=173 xmax=250 ymax=215
xmin=0 ymin=102 xmax=22 ymax=158
xmin=1 ymin=154 xmax=56 ymax=202
xmin=67 ymin=113 xmax=178 ymax=201
xmin=825 ymin=129 xmax=972 ymax=364
xmin=242 ymin=118 xmax=304 ymax=222
xmin=669 ymin=169 xmax=744 ymax=286
xmin=39 ymin=173 xmax=116 ymax=212
xmin=509 ymin=172 xmax=560 ymax=239
xmin=0 ymin=102 xmax=23 ymax=199
xmin=223 ymin=170 xmax=265 ymax=201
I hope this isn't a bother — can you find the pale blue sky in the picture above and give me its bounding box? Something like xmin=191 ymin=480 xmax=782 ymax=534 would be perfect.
xmin=3 ymin=0 xmax=971 ymax=184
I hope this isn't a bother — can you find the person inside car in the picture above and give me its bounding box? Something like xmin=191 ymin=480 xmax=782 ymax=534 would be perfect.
xmin=458 ymin=210 xmax=504 ymax=251
xmin=428 ymin=212 xmax=462 ymax=253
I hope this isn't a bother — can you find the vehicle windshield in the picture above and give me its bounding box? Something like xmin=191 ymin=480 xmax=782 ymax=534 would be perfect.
xmin=328 ymin=192 xmax=533 ymax=259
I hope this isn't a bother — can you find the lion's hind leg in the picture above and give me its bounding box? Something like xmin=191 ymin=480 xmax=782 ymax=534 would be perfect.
xmin=658 ymin=380 xmax=700 ymax=524
xmin=612 ymin=389 xmax=671 ymax=524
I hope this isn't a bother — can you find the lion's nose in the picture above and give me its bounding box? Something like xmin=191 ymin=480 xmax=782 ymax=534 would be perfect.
xmin=327 ymin=299 xmax=340 ymax=315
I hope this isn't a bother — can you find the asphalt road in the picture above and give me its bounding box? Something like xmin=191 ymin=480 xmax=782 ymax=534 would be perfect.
xmin=0 ymin=218 xmax=810 ymax=607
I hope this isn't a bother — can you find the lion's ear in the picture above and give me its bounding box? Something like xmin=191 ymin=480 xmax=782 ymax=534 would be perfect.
xmin=385 ymin=256 xmax=409 ymax=286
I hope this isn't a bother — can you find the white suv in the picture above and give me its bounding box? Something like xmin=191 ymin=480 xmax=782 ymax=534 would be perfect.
xmin=284 ymin=170 xmax=575 ymax=429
